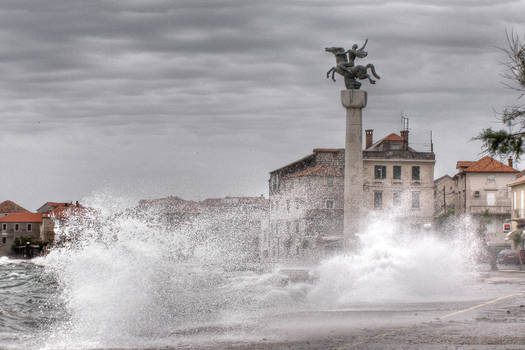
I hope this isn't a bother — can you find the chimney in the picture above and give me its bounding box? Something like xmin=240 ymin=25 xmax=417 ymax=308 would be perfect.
xmin=365 ymin=129 xmax=373 ymax=149
xmin=400 ymin=130 xmax=409 ymax=150
xmin=508 ymin=157 xmax=513 ymax=168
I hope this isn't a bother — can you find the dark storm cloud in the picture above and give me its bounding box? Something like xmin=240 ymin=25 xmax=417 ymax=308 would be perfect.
xmin=0 ymin=0 xmax=524 ymax=208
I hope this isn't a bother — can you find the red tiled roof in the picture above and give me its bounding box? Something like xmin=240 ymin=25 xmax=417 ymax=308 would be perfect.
xmin=0 ymin=213 xmax=43 ymax=223
xmin=456 ymin=161 xmax=475 ymax=169
xmin=0 ymin=200 xmax=30 ymax=214
xmin=48 ymin=206 xmax=91 ymax=219
xmin=462 ymin=156 xmax=518 ymax=173
xmin=382 ymin=133 xmax=404 ymax=141
xmin=289 ymin=165 xmax=342 ymax=178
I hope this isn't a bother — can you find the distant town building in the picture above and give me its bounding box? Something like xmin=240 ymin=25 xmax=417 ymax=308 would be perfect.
xmin=0 ymin=200 xmax=30 ymax=217
xmin=139 ymin=195 xmax=269 ymax=263
xmin=266 ymin=129 xmax=435 ymax=263
xmin=434 ymin=175 xmax=456 ymax=217
xmin=0 ymin=213 xmax=43 ymax=256
xmin=35 ymin=201 xmax=88 ymax=242
xmin=454 ymin=157 xmax=518 ymax=245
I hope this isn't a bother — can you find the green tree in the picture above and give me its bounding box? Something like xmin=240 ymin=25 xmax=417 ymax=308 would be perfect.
xmin=476 ymin=32 xmax=525 ymax=158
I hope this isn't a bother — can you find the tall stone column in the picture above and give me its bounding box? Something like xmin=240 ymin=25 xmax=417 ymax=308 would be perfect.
xmin=341 ymin=89 xmax=367 ymax=250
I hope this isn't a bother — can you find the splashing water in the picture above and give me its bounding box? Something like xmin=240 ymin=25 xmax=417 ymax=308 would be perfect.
xmin=308 ymin=211 xmax=481 ymax=307
xmin=31 ymin=193 xmax=484 ymax=349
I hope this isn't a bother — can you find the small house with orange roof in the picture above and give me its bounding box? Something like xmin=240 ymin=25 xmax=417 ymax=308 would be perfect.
xmin=454 ymin=156 xmax=518 ymax=245
xmin=39 ymin=201 xmax=90 ymax=242
xmin=0 ymin=212 xmax=43 ymax=256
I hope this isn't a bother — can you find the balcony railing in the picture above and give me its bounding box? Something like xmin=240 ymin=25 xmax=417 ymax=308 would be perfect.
xmin=469 ymin=205 xmax=512 ymax=216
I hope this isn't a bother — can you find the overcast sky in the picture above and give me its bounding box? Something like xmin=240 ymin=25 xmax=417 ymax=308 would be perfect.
xmin=1 ymin=0 xmax=525 ymax=210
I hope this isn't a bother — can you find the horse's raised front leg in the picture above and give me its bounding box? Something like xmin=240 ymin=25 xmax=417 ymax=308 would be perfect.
xmin=326 ymin=67 xmax=334 ymax=79
xmin=331 ymin=70 xmax=336 ymax=82
xmin=366 ymin=74 xmax=376 ymax=84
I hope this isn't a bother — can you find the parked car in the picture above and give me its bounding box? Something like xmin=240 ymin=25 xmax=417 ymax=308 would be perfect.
xmin=496 ymin=249 xmax=522 ymax=265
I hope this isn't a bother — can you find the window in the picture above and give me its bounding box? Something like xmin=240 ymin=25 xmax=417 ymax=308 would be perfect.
xmin=487 ymin=175 xmax=496 ymax=184
xmin=1 ymin=224 xmax=5 ymax=231
xmin=391 ymin=143 xmax=402 ymax=150
xmin=486 ymin=191 xmax=496 ymax=206
xmin=412 ymin=192 xmax=420 ymax=209
xmin=27 ymin=224 xmax=32 ymax=232
xmin=14 ymin=224 xmax=19 ymax=231
xmin=412 ymin=166 xmax=420 ymax=180
xmin=474 ymin=191 xmax=480 ymax=198
xmin=374 ymin=165 xmax=387 ymax=179
xmin=393 ymin=166 xmax=401 ymax=180
xmin=327 ymin=176 xmax=334 ymax=187
xmin=393 ymin=191 xmax=401 ymax=206
xmin=1 ymin=237 xmax=5 ymax=244
xmin=326 ymin=200 xmax=334 ymax=209
xmin=374 ymin=191 xmax=383 ymax=209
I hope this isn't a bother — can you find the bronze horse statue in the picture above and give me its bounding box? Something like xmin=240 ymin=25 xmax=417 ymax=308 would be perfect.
xmin=325 ymin=42 xmax=380 ymax=89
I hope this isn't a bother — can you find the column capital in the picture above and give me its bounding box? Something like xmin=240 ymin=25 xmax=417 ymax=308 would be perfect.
xmin=341 ymin=89 xmax=367 ymax=109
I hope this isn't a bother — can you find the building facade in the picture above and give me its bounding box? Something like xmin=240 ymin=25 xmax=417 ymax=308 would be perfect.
xmin=507 ymin=173 xmax=525 ymax=250
xmin=454 ymin=157 xmax=518 ymax=245
xmin=0 ymin=213 xmax=43 ymax=256
xmin=265 ymin=130 xmax=435 ymax=263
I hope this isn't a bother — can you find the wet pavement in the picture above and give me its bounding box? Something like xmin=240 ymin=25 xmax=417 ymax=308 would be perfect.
xmin=172 ymin=271 xmax=525 ymax=350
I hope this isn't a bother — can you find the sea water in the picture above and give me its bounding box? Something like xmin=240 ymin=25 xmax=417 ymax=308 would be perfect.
xmin=0 ymin=194 xmax=484 ymax=349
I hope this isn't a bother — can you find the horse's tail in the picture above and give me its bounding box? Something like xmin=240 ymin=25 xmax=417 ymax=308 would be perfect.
xmin=366 ymin=64 xmax=380 ymax=79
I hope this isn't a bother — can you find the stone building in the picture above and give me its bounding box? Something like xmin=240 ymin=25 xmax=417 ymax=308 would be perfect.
xmin=265 ymin=130 xmax=435 ymax=263
xmin=454 ymin=157 xmax=518 ymax=245
xmin=0 ymin=213 xmax=43 ymax=256
xmin=434 ymin=175 xmax=456 ymax=217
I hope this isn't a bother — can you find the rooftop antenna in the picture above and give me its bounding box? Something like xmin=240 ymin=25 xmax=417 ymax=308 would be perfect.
xmin=400 ymin=112 xmax=409 ymax=132
xmin=430 ymin=130 xmax=434 ymax=153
